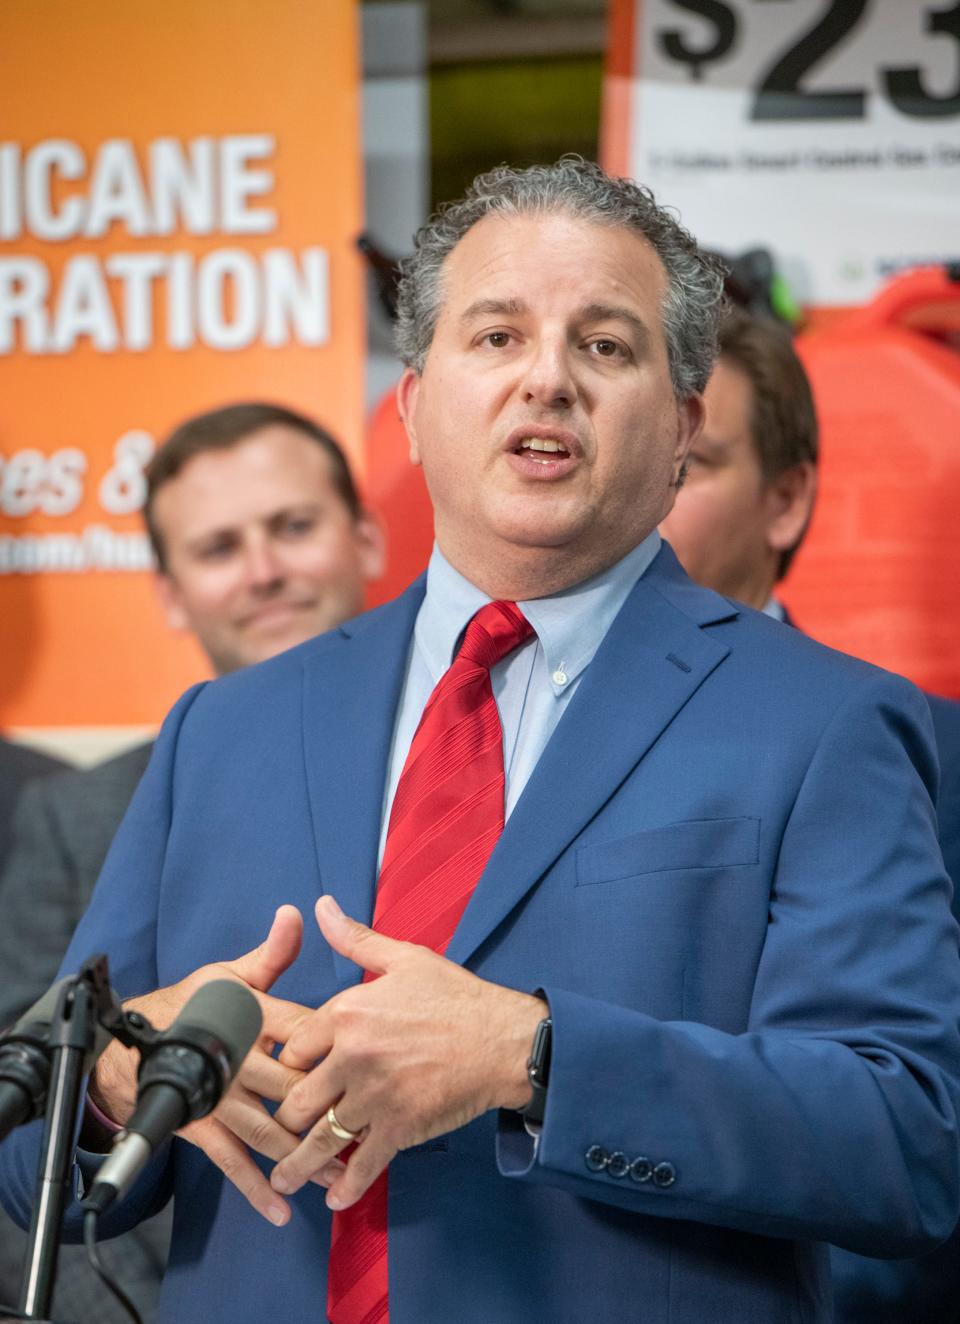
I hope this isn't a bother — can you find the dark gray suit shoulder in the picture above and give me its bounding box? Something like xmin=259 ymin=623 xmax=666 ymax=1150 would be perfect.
xmin=25 ymin=740 xmax=154 ymax=881
xmin=0 ymin=736 xmax=70 ymax=785
xmin=0 ymin=737 xmax=72 ymax=872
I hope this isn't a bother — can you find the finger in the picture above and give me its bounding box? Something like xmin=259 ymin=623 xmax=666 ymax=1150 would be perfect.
xmin=186 ymin=1116 xmax=290 ymax=1227
xmin=315 ymin=895 xmax=404 ymax=978
xmin=238 ymin=1046 xmax=305 ymax=1102
xmin=273 ymin=1060 xmax=339 ymax=1133
xmin=270 ymin=1106 xmax=360 ymax=1196
xmin=277 ymin=1003 xmax=334 ymax=1071
xmin=217 ymin=1087 xmax=302 ymax=1160
xmin=314 ymin=1158 xmax=347 ymax=1189
xmin=325 ymin=1132 xmax=396 ymax=1210
xmin=224 ymin=905 xmax=304 ymax=992
xmin=257 ymin=991 xmax=316 ymax=1047
xmin=208 ymin=1088 xmax=335 ymax=1189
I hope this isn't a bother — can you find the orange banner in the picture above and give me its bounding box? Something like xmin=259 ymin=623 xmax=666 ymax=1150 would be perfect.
xmin=0 ymin=0 xmax=364 ymax=732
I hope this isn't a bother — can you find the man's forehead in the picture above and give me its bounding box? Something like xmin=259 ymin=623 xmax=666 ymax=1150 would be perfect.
xmin=153 ymin=431 xmax=338 ymax=535
xmin=168 ymin=427 xmax=334 ymax=491
xmin=701 ymin=358 xmax=760 ymax=459
xmin=461 ymin=293 xmax=651 ymax=333
xmin=437 ymin=210 xmax=667 ymax=322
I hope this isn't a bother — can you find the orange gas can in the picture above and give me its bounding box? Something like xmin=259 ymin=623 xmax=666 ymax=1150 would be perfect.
xmin=364 ymin=387 xmax=434 ymax=609
xmin=783 ymin=268 xmax=960 ymax=698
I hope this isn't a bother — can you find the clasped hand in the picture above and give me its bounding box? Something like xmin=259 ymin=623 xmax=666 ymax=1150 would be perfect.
xmin=90 ymin=895 xmax=544 ymax=1226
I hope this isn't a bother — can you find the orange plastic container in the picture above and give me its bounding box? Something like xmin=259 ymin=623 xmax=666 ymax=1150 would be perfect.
xmin=364 ymin=388 xmax=434 ymax=609
xmin=783 ymin=268 xmax=960 ymax=698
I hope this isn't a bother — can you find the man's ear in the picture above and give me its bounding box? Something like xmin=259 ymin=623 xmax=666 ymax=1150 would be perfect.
xmin=396 ymin=368 xmax=422 ymax=466
xmin=765 ymin=462 xmax=818 ymax=555
xmin=153 ymin=572 xmax=190 ymax=633
xmin=673 ymin=392 xmax=705 ymax=486
xmin=354 ymin=510 xmax=387 ymax=582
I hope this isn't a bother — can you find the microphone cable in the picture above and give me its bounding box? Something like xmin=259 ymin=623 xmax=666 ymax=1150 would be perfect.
xmin=82 ymin=1207 xmax=143 ymax=1324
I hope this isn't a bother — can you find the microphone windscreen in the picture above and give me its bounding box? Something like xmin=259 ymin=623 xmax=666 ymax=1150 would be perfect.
xmin=4 ymin=975 xmax=112 ymax=1070
xmin=170 ymin=979 xmax=262 ymax=1073
xmin=7 ymin=979 xmax=69 ymax=1035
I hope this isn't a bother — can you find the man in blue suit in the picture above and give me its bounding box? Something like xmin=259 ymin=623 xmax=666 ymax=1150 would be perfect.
xmin=3 ymin=159 xmax=960 ymax=1324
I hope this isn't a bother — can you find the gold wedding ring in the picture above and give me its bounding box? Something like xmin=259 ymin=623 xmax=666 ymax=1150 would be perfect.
xmin=326 ymin=1105 xmax=360 ymax=1143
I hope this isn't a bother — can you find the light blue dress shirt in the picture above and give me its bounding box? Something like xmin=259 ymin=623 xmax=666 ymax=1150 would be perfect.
xmin=377 ymin=532 xmax=662 ymax=864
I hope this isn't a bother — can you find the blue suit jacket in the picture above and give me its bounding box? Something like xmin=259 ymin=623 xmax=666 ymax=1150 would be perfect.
xmin=830 ymin=693 xmax=960 ymax=1322
xmin=3 ymin=547 xmax=960 ymax=1324
xmin=928 ymin=694 xmax=960 ymax=902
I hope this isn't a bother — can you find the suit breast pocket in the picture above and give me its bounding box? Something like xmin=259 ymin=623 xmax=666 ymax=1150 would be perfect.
xmin=575 ymin=817 xmax=760 ymax=887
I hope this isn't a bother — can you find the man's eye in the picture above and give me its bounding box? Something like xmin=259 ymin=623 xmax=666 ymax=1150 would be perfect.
xmin=280 ymin=517 xmax=317 ymax=537
xmin=196 ymin=542 xmax=234 ymax=561
xmin=484 ymin=331 xmax=511 ymax=348
xmin=589 ymin=339 xmax=623 ymax=358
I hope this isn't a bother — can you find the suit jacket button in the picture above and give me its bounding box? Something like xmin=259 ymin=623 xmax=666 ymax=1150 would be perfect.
xmin=629 ymin=1156 xmax=653 ymax=1183
xmin=585 ymin=1145 xmax=609 ymax=1172
xmin=606 ymin=1151 xmax=629 ymax=1178
xmin=653 ymin=1161 xmax=677 ymax=1188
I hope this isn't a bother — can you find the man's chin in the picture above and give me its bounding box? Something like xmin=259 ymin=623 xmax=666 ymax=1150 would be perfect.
xmin=488 ymin=506 xmax=591 ymax=551
xmin=252 ymin=622 xmax=328 ymax=663
xmin=216 ymin=617 xmax=331 ymax=673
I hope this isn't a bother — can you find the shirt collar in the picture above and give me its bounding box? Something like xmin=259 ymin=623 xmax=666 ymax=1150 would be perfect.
xmin=417 ymin=532 xmax=662 ymax=694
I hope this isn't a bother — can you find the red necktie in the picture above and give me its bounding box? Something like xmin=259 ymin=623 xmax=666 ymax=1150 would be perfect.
xmin=327 ymin=600 xmax=534 ymax=1324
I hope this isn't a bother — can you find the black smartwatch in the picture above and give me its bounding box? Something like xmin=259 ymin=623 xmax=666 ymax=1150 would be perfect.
xmin=520 ymin=1016 xmax=552 ymax=1128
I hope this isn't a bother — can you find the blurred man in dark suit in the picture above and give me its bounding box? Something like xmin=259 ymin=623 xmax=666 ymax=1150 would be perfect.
xmin=661 ymin=309 xmax=960 ymax=1324
xmin=0 ymin=401 xmax=383 ymax=1322
xmin=0 ymin=738 xmax=70 ymax=873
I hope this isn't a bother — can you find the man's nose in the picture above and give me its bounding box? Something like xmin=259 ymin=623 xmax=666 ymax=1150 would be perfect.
xmin=242 ymin=537 xmax=285 ymax=590
xmin=520 ymin=338 xmax=578 ymax=409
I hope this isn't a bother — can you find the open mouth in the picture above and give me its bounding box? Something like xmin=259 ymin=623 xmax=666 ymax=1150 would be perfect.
xmin=513 ymin=437 xmax=571 ymax=463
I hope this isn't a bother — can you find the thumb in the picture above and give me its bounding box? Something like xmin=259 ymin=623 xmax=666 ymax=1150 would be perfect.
xmin=226 ymin=904 xmax=304 ymax=992
xmin=315 ymin=895 xmax=400 ymax=976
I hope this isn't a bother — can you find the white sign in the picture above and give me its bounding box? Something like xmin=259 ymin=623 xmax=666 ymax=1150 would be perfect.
xmin=619 ymin=0 xmax=960 ymax=304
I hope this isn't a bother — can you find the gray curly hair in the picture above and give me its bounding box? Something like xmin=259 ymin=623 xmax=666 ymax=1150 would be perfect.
xmin=394 ymin=157 xmax=727 ymax=400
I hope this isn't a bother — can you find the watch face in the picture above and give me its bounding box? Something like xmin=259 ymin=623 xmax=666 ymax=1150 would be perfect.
xmin=529 ymin=1017 xmax=552 ymax=1084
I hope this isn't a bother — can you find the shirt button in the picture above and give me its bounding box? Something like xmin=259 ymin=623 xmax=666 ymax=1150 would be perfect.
xmin=585 ymin=1145 xmax=609 ymax=1172
xmin=653 ymin=1161 xmax=677 ymax=1188
xmin=606 ymin=1151 xmax=629 ymax=1178
xmin=552 ymin=668 xmax=568 ymax=686
xmin=629 ymin=1156 xmax=653 ymax=1183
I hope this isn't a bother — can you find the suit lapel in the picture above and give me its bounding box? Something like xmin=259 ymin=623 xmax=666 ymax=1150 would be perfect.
xmin=446 ymin=550 xmax=737 ymax=967
xmin=301 ymin=580 xmax=424 ymax=986
xmin=300 ymin=548 xmax=738 ymax=979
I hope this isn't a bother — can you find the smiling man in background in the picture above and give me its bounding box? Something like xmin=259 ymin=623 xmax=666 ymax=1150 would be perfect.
xmin=147 ymin=402 xmax=385 ymax=674
xmin=0 ymin=400 xmax=383 ymax=1322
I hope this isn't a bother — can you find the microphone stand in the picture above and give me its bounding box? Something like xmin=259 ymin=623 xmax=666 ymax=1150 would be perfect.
xmin=10 ymin=974 xmax=98 ymax=1323
xmin=0 ymin=955 xmax=148 ymax=1324
xmin=0 ymin=957 xmax=162 ymax=1323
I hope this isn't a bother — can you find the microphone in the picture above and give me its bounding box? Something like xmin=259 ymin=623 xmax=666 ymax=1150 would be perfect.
xmin=0 ymin=980 xmax=111 ymax=1143
xmin=83 ymin=979 xmax=262 ymax=1214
